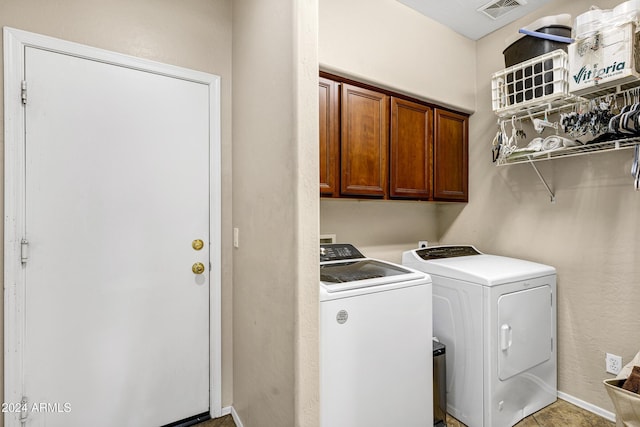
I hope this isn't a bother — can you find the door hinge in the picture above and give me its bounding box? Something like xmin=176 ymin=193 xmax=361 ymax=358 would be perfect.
xmin=20 ymin=396 xmax=29 ymax=422
xmin=21 ymin=239 xmax=29 ymax=264
xmin=21 ymin=80 xmax=27 ymax=105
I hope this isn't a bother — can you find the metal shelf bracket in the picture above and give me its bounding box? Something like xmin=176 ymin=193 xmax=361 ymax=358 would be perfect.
xmin=528 ymin=158 xmax=556 ymax=203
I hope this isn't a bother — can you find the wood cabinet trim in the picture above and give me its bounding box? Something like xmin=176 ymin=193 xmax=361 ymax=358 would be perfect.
xmin=319 ymin=77 xmax=340 ymax=197
xmin=319 ymin=71 xmax=468 ymax=117
xmin=390 ymin=97 xmax=433 ymax=200
xmin=340 ymin=83 xmax=389 ymax=198
xmin=433 ymin=108 xmax=469 ymax=202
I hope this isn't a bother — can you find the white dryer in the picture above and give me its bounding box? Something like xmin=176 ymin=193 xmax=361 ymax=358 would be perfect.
xmin=402 ymin=245 xmax=557 ymax=427
xmin=320 ymin=244 xmax=432 ymax=427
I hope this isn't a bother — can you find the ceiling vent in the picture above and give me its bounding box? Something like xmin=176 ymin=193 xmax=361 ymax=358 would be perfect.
xmin=478 ymin=0 xmax=527 ymax=20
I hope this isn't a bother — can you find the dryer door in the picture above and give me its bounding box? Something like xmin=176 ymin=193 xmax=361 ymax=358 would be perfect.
xmin=497 ymin=285 xmax=552 ymax=380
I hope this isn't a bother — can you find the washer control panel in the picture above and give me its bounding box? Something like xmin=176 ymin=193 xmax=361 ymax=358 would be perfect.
xmin=416 ymin=245 xmax=481 ymax=260
xmin=320 ymin=244 xmax=364 ymax=262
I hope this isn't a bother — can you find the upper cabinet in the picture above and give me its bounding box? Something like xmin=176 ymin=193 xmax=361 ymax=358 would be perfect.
xmin=319 ymin=73 xmax=468 ymax=202
xmin=319 ymin=77 xmax=339 ymax=197
xmin=390 ymin=97 xmax=433 ymax=200
xmin=434 ymin=109 xmax=469 ymax=201
xmin=340 ymin=84 xmax=389 ymax=198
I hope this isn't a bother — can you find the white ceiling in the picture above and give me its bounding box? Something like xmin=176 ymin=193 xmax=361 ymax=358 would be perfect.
xmin=397 ymin=0 xmax=556 ymax=40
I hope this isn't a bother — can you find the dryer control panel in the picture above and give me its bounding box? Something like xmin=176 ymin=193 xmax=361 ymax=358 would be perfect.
xmin=416 ymin=245 xmax=481 ymax=260
xmin=320 ymin=244 xmax=364 ymax=262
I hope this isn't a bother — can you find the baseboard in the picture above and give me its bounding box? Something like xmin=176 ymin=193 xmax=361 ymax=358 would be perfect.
xmin=558 ymin=391 xmax=616 ymax=423
xmin=220 ymin=406 xmax=245 ymax=427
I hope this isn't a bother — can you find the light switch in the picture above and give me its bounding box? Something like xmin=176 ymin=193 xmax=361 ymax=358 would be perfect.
xmin=233 ymin=227 xmax=239 ymax=248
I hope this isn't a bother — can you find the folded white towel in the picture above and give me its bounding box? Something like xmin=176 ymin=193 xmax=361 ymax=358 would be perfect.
xmin=542 ymin=136 xmax=563 ymax=151
xmin=542 ymin=135 xmax=580 ymax=151
xmin=513 ymin=137 xmax=543 ymax=152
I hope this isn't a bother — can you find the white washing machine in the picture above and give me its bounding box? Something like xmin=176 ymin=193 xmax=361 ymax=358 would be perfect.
xmin=402 ymin=245 xmax=557 ymax=427
xmin=320 ymin=244 xmax=432 ymax=427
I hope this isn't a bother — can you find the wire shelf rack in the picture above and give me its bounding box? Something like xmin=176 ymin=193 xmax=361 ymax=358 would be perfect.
xmin=496 ymin=136 xmax=640 ymax=166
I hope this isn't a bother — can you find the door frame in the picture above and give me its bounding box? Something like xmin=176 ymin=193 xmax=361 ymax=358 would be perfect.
xmin=3 ymin=27 xmax=222 ymax=425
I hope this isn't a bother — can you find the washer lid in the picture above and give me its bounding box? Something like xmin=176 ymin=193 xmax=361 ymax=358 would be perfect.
xmin=405 ymin=247 xmax=555 ymax=286
xmin=320 ymin=259 xmax=425 ymax=292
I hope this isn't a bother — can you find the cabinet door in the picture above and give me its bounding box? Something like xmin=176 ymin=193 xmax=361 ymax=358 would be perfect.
xmin=390 ymin=97 xmax=433 ymax=200
xmin=340 ymin=83 xmax=389 ymax=197
xmin=434 ymin=109 xmax=468 ymax=202
xmin=319 ymin=77 xmax=340 ymax=197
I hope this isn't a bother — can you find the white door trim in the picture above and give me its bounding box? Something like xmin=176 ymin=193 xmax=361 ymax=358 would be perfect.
xmin=3 ymin=27 xmax=222 ymax=425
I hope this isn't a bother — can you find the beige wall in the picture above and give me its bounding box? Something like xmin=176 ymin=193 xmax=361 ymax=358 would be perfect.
xmin=319 ymin=0 xmax=476 ymax=113
xmin=0 ymin=0 xmax=234 ymax=423
xmin=293 ymin=2 xmax=321 ymax=425
xmin=320 ymin=199 xmax=442 ymax=263
xmin=442 ymin=0 xmax=640 ymax=413
xmin=318 ymin=0 xmax=476 ymax=264
xmin=232 ymin=1 xmax=319 ymax=426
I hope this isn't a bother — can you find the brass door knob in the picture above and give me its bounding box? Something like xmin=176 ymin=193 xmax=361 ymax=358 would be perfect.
xmin=192 ymin=239 xmax=204 ymax=251
xmin=192 ymin=262 xmax=205 ymax=275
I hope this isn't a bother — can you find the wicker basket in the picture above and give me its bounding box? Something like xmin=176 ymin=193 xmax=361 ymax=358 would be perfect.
xmin=604 ymin=378 xmax=640 ymax=427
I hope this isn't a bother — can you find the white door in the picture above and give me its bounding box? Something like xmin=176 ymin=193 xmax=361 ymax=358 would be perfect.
xmin=497 ymin=285 xmax=552 ymax=381
xmin=4 ymin=29 xmax=221 ymax=427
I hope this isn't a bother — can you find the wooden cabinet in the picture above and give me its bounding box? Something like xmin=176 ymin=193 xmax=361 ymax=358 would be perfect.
xmin=390 ymin=97 xmax=433 ymax=200
xmin=319 ymin=74 xmax=468 ymax=202
xmin=434 ymin=109 xmax=468 ymax=202
xmin=340 ymin=84 xmax=389 ymax=198
xmin=319 ymin=77 xmax=339 ymax=197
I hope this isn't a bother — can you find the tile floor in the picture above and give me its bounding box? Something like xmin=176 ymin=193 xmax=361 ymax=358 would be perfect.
xmin=446 ymin=399 xmax=614 ymax=427
xmin=199 ymin=398 xmax=615 ymax=427
xmin=199 ymin=414 xmax=236 ymax=427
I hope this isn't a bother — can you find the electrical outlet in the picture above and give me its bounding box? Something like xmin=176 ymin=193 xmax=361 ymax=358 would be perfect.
xmin=418 ymin=241 xmax=429 ymax=249
xmin=606 ymin=353 xmax=622 ymax=375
